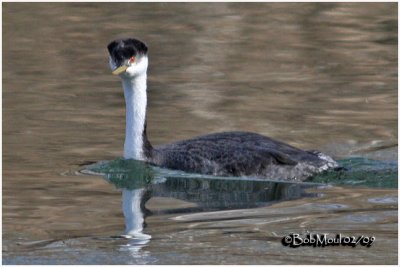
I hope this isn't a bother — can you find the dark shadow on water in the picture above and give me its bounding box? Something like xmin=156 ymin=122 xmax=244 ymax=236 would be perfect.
xmin=82 ymin=156 xmax=397 ymax=258
xmin=85 ymin=158 xmax=320 ymax=240
xmin=80 ymin=158 xmax=324 ymax=262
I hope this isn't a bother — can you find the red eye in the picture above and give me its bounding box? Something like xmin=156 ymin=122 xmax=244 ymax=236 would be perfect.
xmin=129 ymin=57 xmax=135 ymax=64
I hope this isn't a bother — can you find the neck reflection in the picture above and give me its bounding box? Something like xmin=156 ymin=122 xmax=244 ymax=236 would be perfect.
xmin=122 ymin=188 xmax=151 ymax=240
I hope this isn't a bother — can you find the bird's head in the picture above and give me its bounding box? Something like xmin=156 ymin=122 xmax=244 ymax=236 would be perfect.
xmin=107 ymin=38 xmax=148 ymax=78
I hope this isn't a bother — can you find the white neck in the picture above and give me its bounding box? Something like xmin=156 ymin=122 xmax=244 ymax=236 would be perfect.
xmin=122 ymin=73 xmax=147 ymax=160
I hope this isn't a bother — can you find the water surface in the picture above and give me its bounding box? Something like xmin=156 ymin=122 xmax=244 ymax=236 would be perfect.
xmin=2 ymin=3 xmax=398 ymax=264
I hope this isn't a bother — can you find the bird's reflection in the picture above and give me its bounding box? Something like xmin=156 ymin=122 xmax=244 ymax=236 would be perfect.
xmin=118 ymin=192 xmax=152 ymax=262
xmin=89 ymin=159 xmax=318 ymax=258
xmin=92 ymin=159 xmax=153 ymax=258
xmin=122 ymin=188 xmax=151 ymax=239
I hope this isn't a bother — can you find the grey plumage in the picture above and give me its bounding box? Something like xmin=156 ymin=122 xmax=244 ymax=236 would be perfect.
xmin=149 ymin=131 xmax=337 ymax=181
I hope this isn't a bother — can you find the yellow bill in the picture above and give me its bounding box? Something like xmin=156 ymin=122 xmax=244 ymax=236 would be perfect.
xmin=112 ymin=65 xmax=128 ymax=75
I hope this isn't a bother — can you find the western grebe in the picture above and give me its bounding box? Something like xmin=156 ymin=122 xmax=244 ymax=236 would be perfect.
xmin=107 ymin=38 xmax=338 ymax=181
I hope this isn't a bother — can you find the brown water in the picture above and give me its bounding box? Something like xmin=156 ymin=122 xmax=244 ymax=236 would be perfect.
xmin=2 ymin=3 xmax=398 ymax=264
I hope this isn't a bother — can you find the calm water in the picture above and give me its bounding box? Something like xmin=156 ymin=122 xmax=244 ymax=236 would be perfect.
xmin=2 ymin=3 xmax=398 ymax=264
